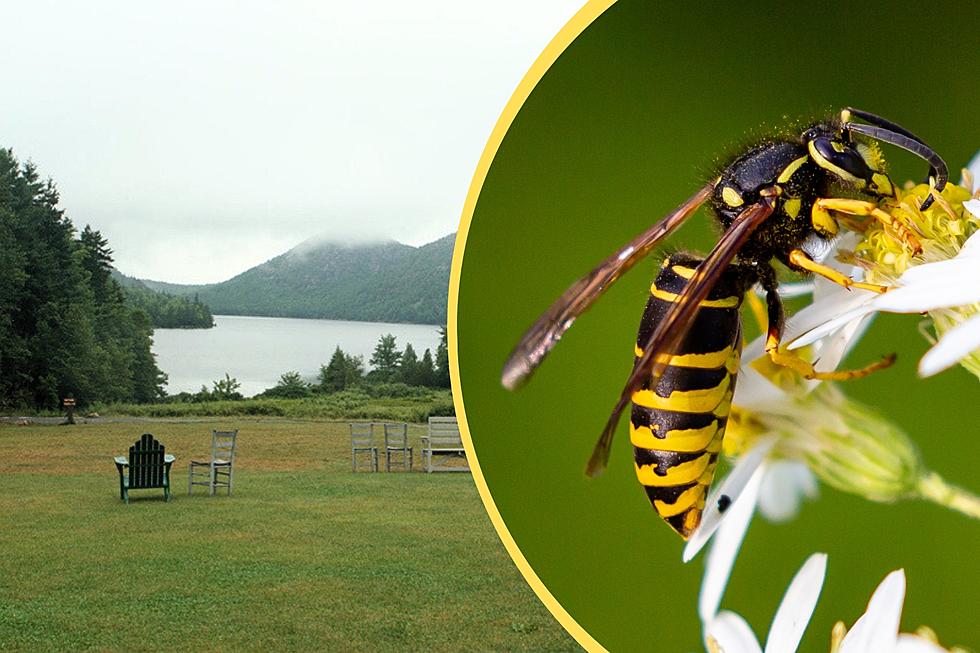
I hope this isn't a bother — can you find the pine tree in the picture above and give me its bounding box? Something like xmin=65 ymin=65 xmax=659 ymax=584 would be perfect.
xmin=319 ymin=347 xmax=366 ymax=393
xmin=320 ymin=347 xmax=349 ymax=392
xmin=78 ymin=226 xmax=114 ymax=302
xmin=435 ymin=326 xmax=450 ymax=388
xmin=271 ymin=371 xmax=311 ymax=398
xmin=399 ymin=343 xmax=419 ymax=385
xmin=343 ymin=353 xmax=365 ymax=387
xmin=369 ymin=333 xmax=402 ymax=382
xmin=418 ymin=348 xmax=437 ymax=387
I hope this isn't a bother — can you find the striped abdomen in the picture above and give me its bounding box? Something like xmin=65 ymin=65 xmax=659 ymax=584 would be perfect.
xmin=631 ymin=255 xmax=744 ymax=539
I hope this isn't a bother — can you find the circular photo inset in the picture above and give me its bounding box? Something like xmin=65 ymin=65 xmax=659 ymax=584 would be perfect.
xmin=451 ymin=1 xmax=980 ymax=651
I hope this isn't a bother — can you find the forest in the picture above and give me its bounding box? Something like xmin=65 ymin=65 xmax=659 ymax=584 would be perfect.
xmin=115 ymin=275 xmax=214 ymax=329
xmin=0 ymin=149 xmax=167 ymax=409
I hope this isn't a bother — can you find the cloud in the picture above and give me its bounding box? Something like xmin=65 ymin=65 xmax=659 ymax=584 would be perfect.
xmin=1 ymin=0 xmax=580 ymax=283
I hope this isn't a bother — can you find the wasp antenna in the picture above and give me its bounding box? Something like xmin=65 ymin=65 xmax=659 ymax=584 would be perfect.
xmin=843 ymin=107 xmax=930 ymax=147
xmin=845 ymin=123 xmax=948 ymax=210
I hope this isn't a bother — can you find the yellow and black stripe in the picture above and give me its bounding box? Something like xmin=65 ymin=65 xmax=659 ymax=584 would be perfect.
xmin=631 ymin=254 xmax=743 ymax=539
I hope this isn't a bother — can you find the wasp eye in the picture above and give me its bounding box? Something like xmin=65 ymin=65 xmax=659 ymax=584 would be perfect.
xmin=810 ymin=137 xmax=873 ymax=184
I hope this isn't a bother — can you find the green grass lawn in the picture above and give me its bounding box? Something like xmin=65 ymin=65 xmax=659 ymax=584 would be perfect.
xmin=0 ymin=421 xmax=578 ymax=652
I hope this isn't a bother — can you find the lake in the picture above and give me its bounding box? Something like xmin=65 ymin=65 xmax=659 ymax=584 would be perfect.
xmin=152 ymin=315 xmax=442 ymax=397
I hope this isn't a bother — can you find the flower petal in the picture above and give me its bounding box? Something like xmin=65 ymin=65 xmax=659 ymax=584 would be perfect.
xmin=788 ymin=304 xmax=876 ymax=350
xmin=897 ymin=256 xmax=980 ymax=285
xmin=918 ymin=311 xmax=980 ymax=377
xmin=965 ymin=198 xmax=980 ymax=219
xmin=732 ymin=361 xmax=786 ymax=411
xmin=805 ymin=313 xmax=875 ymax=383
xmin=966 ymin=150 xmax=980 ymax=193
xmin=758 ymin=461 xmax=818 ymax=523
xmin=895 ymin=634 xmax=949 ymax=653
xmin=872 ymin=280 xmax=980 ymax=313
xmin=839 ymin=569 xmax=906 ymax=653
xmin=684 ymin=438 xmax=775 ymax=563
xmin=697 ymin=465 xmax=766 ymax=622
xmin=956 ymin=219 xmax=980 ymax=256
xmin=763 ymin=553 xmax=827 ymax=653
xmin=784 ymin=286 xmax=876 ymax=344
xmin=707 ymin=611 xmax=764 ymax=653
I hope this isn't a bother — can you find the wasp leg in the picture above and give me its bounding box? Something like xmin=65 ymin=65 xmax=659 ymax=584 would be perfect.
xmin=762 ymin=283 xmax=895 ymax=381
xmin=813 ymin=197 xmax=922 ymax=255
xmin=745 ymin=288 xmax=768 ymax=333
xmin=787 ymin=249 xmax=889 ymax=294
xmin=768 ymin=342 xmax=896 ymax=381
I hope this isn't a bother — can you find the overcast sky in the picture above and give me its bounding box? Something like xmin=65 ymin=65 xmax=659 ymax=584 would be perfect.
xmin=1 ymin=1 xmax=581 ymax=283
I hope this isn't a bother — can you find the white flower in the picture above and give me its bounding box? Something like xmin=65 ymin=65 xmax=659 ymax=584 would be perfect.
xmin=685 ymin=250 xmax=980 ymax=615
xmin=758 ymin=459 xmax=818 ymax=522
xmin=688 ymin=360 xmax=979 ymax=618
xmin=704 ymin=553 xmax=827 ymax=653
xmin=834 ymin=568 xmax=964 ymax=653
xmin=688 ymin=381 xmax=979 ymax=631
xmin=792 ymin=226 xmax=980 ymax=378
xmin=791 ymin=155 xmax=980 ymax=379
xmin=685 ymin=174 xmax=980 ymax=629
xmin=835 ymin=569 xmax=906 ymax=653
xmin=703 ymin=554 xmax=963 ymax=653
xmin=688 ymin=443 xmax=825 ymax=624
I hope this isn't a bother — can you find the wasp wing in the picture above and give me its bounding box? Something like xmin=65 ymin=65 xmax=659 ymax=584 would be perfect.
xmin=501 ymin=183 xmax=715 ymax=390
xmin=585 ymin=200 xmax=775 ymax=477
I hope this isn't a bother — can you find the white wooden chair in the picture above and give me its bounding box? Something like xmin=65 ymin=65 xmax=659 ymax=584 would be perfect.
xmin=188 ymin=429 xmax=238 ymax=496
xmin=383 ymin=423 xmax=413 ymax=472
xmin=350 ymin=423 xmax=379 ymax=472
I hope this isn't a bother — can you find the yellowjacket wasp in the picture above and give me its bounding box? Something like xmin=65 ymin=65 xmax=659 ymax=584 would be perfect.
xmin=501 ymin=108 xmax=947 ymax=537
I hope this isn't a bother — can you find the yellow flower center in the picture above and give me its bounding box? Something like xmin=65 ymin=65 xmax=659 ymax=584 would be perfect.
xmin=851 ymin=180 xmax=980 ymax=378
xmin=856 ymin=182 xmax=977 ymax=284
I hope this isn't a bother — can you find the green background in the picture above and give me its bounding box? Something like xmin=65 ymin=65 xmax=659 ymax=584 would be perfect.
xmin=456 ymin=1 xmax=980 ymax=651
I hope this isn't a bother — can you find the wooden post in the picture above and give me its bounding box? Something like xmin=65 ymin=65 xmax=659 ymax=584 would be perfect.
xmin=62 ymin=398 xmax=76 ymax=425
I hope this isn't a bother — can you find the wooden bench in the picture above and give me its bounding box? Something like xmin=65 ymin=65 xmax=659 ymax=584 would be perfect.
xmin=113 ymin=433 xmax=175 ymax=503
xmin=421 ymin=417 xmax=468 ymax=473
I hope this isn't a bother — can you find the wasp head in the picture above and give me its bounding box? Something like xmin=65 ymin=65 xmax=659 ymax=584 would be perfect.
xmin=836 ymin=107 xmax=948 ymax=210
xmin=801 ymin=119 xmax=894 ymax=199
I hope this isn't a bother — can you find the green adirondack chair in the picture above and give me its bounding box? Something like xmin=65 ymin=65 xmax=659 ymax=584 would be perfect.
xmin=113 ymin=433 xmax=175 ymax=503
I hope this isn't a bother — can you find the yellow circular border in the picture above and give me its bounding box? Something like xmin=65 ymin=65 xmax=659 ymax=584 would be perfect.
xmin=448 ymin=2 xmax=616 ymax=651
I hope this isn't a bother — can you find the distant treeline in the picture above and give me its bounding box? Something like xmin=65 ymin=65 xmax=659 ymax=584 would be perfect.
xmin=114 ymin=273 xmax=214 ymax=329
xmin=167 ymin=330 xmax=451 ymax=403
xmin=0 ymin=149 xmax=167 ymax=410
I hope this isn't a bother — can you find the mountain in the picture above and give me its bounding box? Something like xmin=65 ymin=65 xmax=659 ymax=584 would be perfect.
xmin=139 ymin=233 xmax=455 ymax=325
